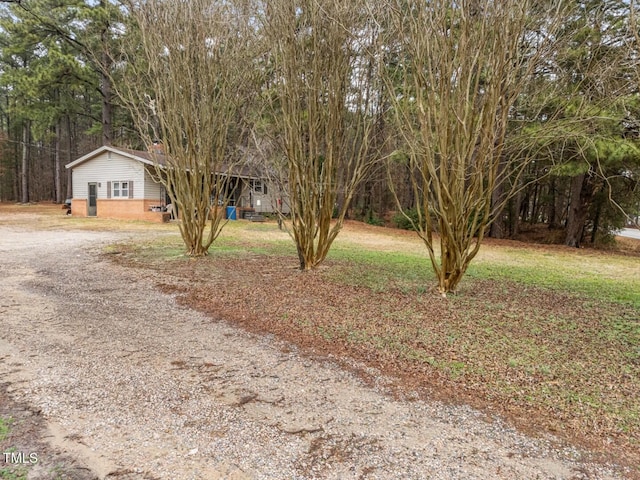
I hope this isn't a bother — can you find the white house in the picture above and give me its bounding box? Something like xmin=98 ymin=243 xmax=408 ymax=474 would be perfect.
xmin=65 ymin=146 xmax=169 ymax=222
xmin=65 ymin=145 xmax=288 ymax=222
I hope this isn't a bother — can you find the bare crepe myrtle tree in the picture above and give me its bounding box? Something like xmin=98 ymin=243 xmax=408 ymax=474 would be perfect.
xmin=384 ymin=0 xmax=570 ymax=295
xmin=263 ymin=0 xmax=382 ymax=270
xmin=116 ymin=0 xmax=257 ymax=256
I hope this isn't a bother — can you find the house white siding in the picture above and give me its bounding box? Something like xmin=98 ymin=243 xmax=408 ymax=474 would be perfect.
xmin=72 ymin=151 xmax=146 ymax=199
xmin=237 ymin=180 xmax=291 ymax=214
xmin=143 ymin=168 xmax=164 ymax=202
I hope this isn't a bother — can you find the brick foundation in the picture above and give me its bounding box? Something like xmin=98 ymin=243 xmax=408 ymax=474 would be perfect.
xmin=71 ymin=199 xmax=87 ymax=217
xmin=70 ymin=199 xmax=169 ymax=223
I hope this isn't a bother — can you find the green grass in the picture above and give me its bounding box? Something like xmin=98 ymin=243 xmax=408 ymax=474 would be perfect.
xmin=467 ymin=249 xmax=640 ymax=308
xmin=117 ymin=219 xmax=640 ymax=308
xmin=0 ymin=418 xmax=27 ymax=480
xmin=109 ymin=221 xmax=296 ymax=264
xmin=0 ymin=417 xmax=10 ymax=441
xmin=92 ymin=214 xmax=638 ymax=308
xmin=322 ymin=239 xmax=640 ymax=307
xmin=0 ymin=469 xmax=27 ymax=480
xmin=113 ymin=218 xmax=639 ymax=314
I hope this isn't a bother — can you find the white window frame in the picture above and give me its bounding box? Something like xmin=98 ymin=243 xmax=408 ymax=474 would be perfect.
xmin=113 ymin=181 xmax=129 ymax=198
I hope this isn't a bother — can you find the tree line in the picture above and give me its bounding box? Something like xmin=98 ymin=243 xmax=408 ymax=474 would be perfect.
xmin=1 ymin=0 xmax=639 ymax=293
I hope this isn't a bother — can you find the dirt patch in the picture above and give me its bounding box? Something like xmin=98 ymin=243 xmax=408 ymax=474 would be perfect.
xmin=0 ymin=382 xmax=98 ymax=480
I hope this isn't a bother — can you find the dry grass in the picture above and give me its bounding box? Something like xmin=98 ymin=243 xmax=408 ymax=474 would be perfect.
xmin=0 ymin=202 xmax=176 ymax=233
xmin=617 ymin=235 xmax=640 ymax=256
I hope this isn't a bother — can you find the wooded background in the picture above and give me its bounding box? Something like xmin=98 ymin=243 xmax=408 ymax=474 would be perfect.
xmin=1 ymin=0 xmax=639 ymax=252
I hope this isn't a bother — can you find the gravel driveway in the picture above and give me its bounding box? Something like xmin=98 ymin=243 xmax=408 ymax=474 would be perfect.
xmin=0 ymin=224 xmax=628 ymax=479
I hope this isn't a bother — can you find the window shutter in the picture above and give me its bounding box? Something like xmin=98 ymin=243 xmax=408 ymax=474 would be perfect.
xmin=129 ymin=180 xmax=134 ymax=199
xmin=107 ymin=181 xmax=111 ymax=199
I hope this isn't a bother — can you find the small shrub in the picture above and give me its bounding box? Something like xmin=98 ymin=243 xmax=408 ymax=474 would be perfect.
xmin=392 ymin=208 xmax=421 ymax=231
xmin=365 ymin=212 xmax=385 ymax=227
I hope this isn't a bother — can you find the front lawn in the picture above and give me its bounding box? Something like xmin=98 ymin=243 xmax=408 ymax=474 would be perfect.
xmin=109 ymin=219 xmax=640 ymax=471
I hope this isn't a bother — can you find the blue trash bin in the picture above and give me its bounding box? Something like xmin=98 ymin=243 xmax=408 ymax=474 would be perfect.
xmin=226 ymin=206 xmax=237 ymax=220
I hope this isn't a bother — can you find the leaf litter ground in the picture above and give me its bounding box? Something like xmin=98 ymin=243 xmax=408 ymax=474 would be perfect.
xmin=110 ymin=220 xmax=640 ymax=474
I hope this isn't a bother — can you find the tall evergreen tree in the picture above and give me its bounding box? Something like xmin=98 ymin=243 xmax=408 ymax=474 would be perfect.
xmin=512 ymin=0 xmax=639 ymax=246
xmin=0 ymin=0 xmax=124 ymax=202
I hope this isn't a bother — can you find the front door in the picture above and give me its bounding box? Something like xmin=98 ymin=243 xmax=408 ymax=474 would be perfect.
xmin=87 ymin=183 xmax=97 ymax=217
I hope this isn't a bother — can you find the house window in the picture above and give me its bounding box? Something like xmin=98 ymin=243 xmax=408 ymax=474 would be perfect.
xmin=250 ymin=179 xmax=267 ymax=195
xmin=111 ymin=181 xmax=130 ymax=198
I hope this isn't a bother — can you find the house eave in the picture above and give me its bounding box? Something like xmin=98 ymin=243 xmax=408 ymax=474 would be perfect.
xmin=65 ymin=146 xmax=159 ymax=170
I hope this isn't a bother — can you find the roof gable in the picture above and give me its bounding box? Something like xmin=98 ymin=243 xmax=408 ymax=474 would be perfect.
xmin=65 ymin=145 xmax=265 ymax=180
xmin=65 ymin=146 xmax=164 ymax=170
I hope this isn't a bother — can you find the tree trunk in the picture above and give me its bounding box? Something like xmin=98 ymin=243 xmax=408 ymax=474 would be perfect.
xmin=66 ymin=115 xmax=73 ymax=200
xmin=101 ymin=59 xmax=112 ymax=146
xmin=437 ymin=226 xmax=470 ymax=295
xmin=520 ymin=190 xmax=530 ymax=223
xmin=297 ymin=243 xmax=308 ymax=270
xmin=13 ymin=134 xmax=19 ymax=201
xmin=54 ymin=121 xmax=62 ymax=204
xmin=21 ymin=121 xmax=30 ymax=204
xmin=336 ymin=181 xmax=347 ymax=220
xmin=547 ymin=177 xmax=560 ymax=229
xmin=510 ymin=190 xmax=522 ymax=237
xmin=565 ymin=173 xmax=596 ymax=248
xmin=529 ymin=182 xmax=540 ymax=224
xmin=489 ymin=160 xmax=506 ymax=238
xmin=100 ymin=0 xmax=112 ymax=146
xmin=439 ymin=246 xmax=463 ymax=294
xmin=590 ymin=201 xmax=602 ymax=244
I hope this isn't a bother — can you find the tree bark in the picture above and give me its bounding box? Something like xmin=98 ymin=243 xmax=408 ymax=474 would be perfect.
xmin=66 ymin=115 xmax=73 ymax=200
xmin=547 ymin=177 xmax=560 ymax=229
xmin=511 ymin=190 xmax=522 ymax=237
xmin=54 ymin=121 xmax=62 ymax=203
xmin=13 ymin=135 xmax=19 ymax=201
xmin=564 ymin=173 xmax=596 ymax=248
xmin=590 ymin=200 xmax=602 ymax=244
xmin=100 ymin=55 xmax=112 ymax=146
xmin=100 ymin=0 xmax=112 ymax=146
xmin=21 ymin=121 xmax=30 ymax=204
xmin=529 ymin=181 xmax=540 ymax=224
xmin=489 ymin=159 xmax=507 ymax=238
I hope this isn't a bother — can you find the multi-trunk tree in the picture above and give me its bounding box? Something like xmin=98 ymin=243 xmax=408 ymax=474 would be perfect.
xmin=262 ymin=0 xmax=382 ymax=270
xmin=384 ymin=0 xmax=571 ymax=295
xmin=117 ymin=0 xmax=257 ymax=256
